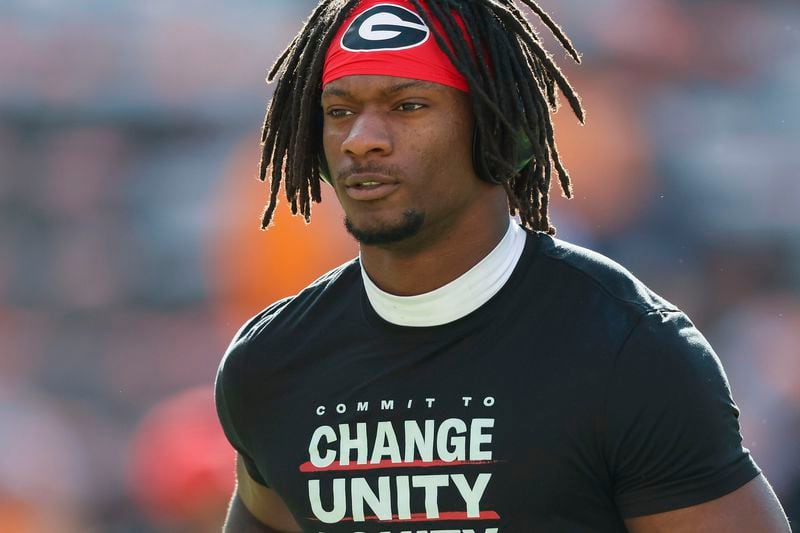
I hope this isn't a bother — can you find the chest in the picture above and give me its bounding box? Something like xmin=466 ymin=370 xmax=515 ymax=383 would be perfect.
xmin=244 ymin=329 xmax=624 ymax=532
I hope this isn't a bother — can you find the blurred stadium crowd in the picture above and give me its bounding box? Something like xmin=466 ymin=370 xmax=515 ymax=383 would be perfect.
xmin=0 ymin=0 xmax=798 ymax=531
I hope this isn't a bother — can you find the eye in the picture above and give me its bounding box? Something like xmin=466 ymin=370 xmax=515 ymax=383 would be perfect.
xmin=396 ymin=102 xmax=426 ymax=112
xmin=327 ymin=108 xmax=353 ymax=118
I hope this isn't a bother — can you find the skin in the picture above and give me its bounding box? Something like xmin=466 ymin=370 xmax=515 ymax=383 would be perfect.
xmin=321 ymin=75 xmax=509 ymax=296
xmin=223 ymin=456 xmax=301 ymax=533
xmin=222 ymin=74 xmax=791 ymax=531
xmin=624 ymin=475 xmax=790 ymax=532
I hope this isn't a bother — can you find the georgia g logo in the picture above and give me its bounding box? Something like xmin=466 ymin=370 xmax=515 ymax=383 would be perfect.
xmin=341 ymin=4 xmax=430 ymax=52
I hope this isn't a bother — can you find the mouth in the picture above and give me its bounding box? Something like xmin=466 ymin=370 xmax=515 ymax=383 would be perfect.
xmin=351 ymin=180 xmax=383 ymax=188
xmin=342 ymin=172 xmax=397 ymax=186
xmin=344 ymin=181 xmax=400 ymax=201
xmin=341 ymin=173 xmax=400 ymax=201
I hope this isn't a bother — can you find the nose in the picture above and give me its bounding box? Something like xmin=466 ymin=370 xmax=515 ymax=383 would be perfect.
xmin=340 ymin=111 xmax=392 ymax=159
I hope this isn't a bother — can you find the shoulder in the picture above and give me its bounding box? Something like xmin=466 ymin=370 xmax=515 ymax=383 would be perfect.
xmin=530 ymin=237 xmax=763 ymax=516
xmin=606 ymin=307 xmax=760 ymax=517
xmin=515 ymin=231 xmax=691 ymax=364
xmin=532 ymin=232 xmax=678 ymax=316
xmin=214 ymin=257 xmax=361 ymax=440
xmin=214 ymin=257 xmax=361 ymax=451
xmin=217 ymin=258 xmax=361 ymax=373
xmin=238 ymin=258 xmax=358 ymax=341
xmin=530 ymin=233 xmax=717 ymax=377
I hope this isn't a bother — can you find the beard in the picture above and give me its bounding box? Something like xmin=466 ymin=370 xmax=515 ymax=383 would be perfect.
xmin=344 ymin=210 xmax=425 ymax=246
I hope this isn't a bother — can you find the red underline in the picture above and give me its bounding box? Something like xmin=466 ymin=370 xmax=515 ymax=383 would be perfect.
xmin=300 ymin=459 xmax=499 ymax=472
xmin=310 ymin=510 xmax=501 ymax=523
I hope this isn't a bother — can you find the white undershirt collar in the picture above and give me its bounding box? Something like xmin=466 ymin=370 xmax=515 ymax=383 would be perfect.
xmin=361 ymin=218 xmax=526 ymax=327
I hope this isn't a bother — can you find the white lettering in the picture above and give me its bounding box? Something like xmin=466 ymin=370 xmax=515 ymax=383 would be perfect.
xmin=462 ymin=396 xmax=473 ymax=407
xmin=308 ymin=426 xmax=337 ymax=468
xmin=312 ymin=418 xmax=495 ymax=466
xmin=451 ymin=473 xmax=492 ymax=518
xmin=351 ymin=477 xmax=392 ymax=522
xmin=339 ymin=422 xmax=368 ymax=465
xmin=310 ymin=475 xmax=498 ymax=529
xmin=483 ymin=397 xmax=495 ymax=407
xmin=381 ymin=400 xmax=395 ymax=411
xmin=469 ymin=419 xmax=494 ymax=460
xmin=336 ymin=403 xmax=347 ymax=414
xmin=371 ymin=421 xmax=402 ymax=464
xmin=316 ymin=405 xmax=326 ymax=416
xmin=425 ymin=398 xmax=436 ymax=408
xmin=308 ymin=479 xmax=346 ymax=523
xmin=412 ymin=474 xmax=449 ymax=518
xmin=437 ymin=418 xmax=467 ymax=462
xmin=404 ymin=419 xmax=435 ymax=462
xmin=396 ymin=475 xmax=411 ymax=520
xmin=358 ymin=12 xmax=427 ymax=42
xmin=357 ymin=401 xmax=369 ymax=412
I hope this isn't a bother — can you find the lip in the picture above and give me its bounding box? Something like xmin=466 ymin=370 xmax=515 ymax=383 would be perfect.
xmin=344 ymin=182 xmax=400 ymax=201
xmin=342 ymin=172 xmax=397 ymax=187
xmin=341 ymin=173 xmax=400 ymax=201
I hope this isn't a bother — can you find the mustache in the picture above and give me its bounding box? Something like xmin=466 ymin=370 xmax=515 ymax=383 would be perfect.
xmin=336 ymin=163 xmax=405 ymax=183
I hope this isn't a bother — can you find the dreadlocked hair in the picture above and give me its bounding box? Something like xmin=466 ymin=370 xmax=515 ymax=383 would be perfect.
xmin=258 ymin=0 xmax=584 ymax=234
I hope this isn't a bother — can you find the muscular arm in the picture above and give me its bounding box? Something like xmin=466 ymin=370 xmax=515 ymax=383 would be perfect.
xmin=605 ymin=312 xmax=790 ymax=531
xmin=223 ymin=455 xmax=302 ymax=533
xmin=624 ymin=475 xmax=791 ymax=533
xmin=224 ymin=494 xmax=284 ymax=533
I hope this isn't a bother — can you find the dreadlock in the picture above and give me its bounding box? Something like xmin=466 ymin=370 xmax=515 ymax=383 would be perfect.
xmin=258 ymin=0 xmax=584 ymax=235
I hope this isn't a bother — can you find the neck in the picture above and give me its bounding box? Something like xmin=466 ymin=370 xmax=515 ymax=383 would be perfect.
xmin=359 ymin=189 xmax=510 ymax=296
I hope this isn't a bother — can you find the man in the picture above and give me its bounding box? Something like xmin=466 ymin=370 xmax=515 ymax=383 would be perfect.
xmin=215 ymin=0 xmax=791 ymax=531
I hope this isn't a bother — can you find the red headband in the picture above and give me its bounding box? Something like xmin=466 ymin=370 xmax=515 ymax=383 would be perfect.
xmin=322 ymin=0 xmax=471 ymax=92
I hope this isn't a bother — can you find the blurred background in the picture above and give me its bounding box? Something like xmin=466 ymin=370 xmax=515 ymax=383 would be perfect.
xmin=0 ymin=0 xmax=798 ymax=531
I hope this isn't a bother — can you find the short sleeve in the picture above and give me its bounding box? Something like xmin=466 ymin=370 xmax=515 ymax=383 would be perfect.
xmin=215 ymin=340 xmax=269 ymax=487
xmin=605 ymin=310 xmax=760 ymax=518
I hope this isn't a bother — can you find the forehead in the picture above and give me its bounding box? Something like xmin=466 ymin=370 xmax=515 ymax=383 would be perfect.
xmin=321 ymin=75 xmax=458 ymax=100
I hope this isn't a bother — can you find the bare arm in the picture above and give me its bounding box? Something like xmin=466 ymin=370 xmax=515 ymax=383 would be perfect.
xmin=223 ymin=455 xmax=302 ymax=533
xmin=624 ymin=475 xmax=791 ymax=533
xmin=224 ymin=494 xmax=284 ymax=533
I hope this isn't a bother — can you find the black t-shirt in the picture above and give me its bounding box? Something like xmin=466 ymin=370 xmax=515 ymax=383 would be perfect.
xmin=216 ymin=230 xmax=760 ymax=533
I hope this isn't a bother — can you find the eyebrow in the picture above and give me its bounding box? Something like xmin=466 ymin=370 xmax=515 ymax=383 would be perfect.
xmin=321 ymin=80 xmax=441 ymax=99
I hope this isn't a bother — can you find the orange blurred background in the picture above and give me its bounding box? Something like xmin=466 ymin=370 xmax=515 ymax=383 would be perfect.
xmin=1 ymin=1 xmax=798 ymax=531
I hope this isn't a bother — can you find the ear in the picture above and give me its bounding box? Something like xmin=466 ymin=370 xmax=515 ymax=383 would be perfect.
xmin=471 ymin=127 xmax=535 ymax=184
xmin=318 ymin=153 xmax=332 ymax=184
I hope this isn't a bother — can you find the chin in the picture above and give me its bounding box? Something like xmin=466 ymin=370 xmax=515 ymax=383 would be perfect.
xmin=344 ymin=210 xmax=425 ymax=246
